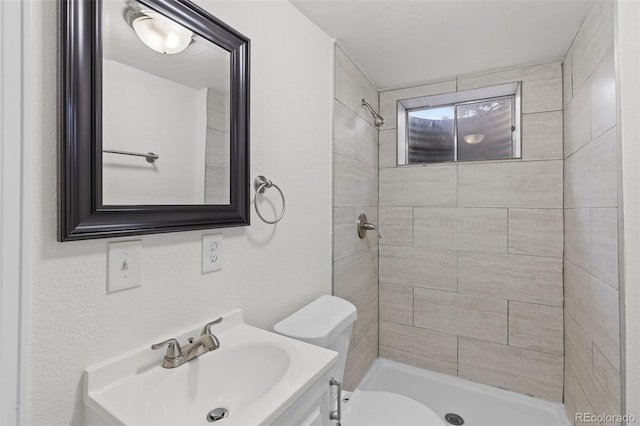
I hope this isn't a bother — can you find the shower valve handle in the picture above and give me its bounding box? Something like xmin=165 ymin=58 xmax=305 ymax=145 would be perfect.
xmin=356 ymin=213 xmax=382 ymax=239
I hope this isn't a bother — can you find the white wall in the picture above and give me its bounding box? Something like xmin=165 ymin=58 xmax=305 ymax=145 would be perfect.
xmin=1 ymin=1 xmax=28 ymax=424
xmin=616 ymin=1 xmax=640 ymax=419
xmin=27 ymin=1 xmax=333 ymax=424
xmin=102 ymin=59 xmax=206 ymax=205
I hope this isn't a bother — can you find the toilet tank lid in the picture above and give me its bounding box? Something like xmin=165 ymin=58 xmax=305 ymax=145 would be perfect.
xmin=273 ymin=295 xmax=357 ymax=346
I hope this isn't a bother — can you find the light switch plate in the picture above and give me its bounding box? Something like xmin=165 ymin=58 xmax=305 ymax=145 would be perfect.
xmin=107 ymin=240 xmax=142 ymax=293
xmin=202 ymin=234 xmax=223 ymax=273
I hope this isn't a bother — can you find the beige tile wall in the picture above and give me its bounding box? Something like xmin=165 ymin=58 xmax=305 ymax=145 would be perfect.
xmin=562 ymin=2 xmax=622 ymax=424
xmin=333 ymin=45 xmax=379 ymax=390
xmin=377 ymin=61 xmax=565 ymax=401
xmin=204 ymin=90 xmax=230 ymax=204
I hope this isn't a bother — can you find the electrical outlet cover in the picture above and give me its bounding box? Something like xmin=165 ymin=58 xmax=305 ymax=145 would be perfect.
xmin=202 ymin=234 xmax=223 ymax=273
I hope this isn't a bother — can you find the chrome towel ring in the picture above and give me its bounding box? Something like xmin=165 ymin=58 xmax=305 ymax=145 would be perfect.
xmin=253 ymin=176 xmax=286 ymax=224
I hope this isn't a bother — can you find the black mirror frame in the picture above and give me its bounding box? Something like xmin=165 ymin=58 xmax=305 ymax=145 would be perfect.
xmin=59 ymin=0 xmax=250 ymax=241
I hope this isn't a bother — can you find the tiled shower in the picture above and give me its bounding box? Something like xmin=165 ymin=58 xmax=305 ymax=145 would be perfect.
xmin=332 ymin=45 xmax=380 ymax=391
xmin=377 ymin=61 xmax=564 ymax=402
xmin=563 ymin=1 xmax=621 ymax=420
xmin=332 ymin=1 xmax=622 ymax=423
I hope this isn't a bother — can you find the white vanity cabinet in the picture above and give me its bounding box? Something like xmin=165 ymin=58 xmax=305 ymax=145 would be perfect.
xmin=272 ymin=371 xmax=334 ymax=426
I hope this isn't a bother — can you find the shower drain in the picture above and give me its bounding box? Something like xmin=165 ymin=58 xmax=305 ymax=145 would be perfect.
xmin=206 ymin=408 xmax=229 ymax=423
xmin=445 ymin=413 xmax=465 ymax=425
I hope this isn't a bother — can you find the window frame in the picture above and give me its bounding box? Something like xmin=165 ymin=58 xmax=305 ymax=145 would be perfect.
xmin=397 ymin=82 xmax=522 ymax=166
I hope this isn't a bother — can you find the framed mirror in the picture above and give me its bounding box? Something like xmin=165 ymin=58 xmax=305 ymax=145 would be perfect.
xmin=59 ymin=0 xmax=250 ymax=241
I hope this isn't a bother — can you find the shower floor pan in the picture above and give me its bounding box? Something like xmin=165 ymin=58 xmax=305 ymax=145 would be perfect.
xmin=355 ymin=358 xmax=570 ymax=426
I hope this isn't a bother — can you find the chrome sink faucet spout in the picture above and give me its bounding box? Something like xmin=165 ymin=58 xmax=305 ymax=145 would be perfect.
xmin=151 ymin=317 xmax=222 ymax=368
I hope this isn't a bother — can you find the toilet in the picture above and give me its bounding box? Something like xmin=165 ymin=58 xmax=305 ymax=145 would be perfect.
xmin=274 ymin=295 xmax=445 ymax=426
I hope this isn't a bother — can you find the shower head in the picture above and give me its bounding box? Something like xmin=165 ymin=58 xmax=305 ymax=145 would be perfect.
xmin=361 ymin=99 xmax=385 ymax=128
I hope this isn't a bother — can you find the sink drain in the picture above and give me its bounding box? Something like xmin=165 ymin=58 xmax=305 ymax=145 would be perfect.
xmin=206 ymin=408 xmax=229 ymax=423
xmin=445 ymin=413 xmax=464 ymax=425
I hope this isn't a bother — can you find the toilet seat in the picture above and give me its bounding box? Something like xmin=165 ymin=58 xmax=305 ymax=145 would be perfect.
xmin=341 ymin=390 xmax=446 ymax=426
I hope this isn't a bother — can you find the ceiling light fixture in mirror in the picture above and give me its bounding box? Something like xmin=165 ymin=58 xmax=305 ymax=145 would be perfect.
xmin=125 ymin=7 xmax=193 ymax=55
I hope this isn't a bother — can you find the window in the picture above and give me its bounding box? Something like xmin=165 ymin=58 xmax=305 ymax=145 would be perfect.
xmin=397 ymin=82 xmax=521 ymax=165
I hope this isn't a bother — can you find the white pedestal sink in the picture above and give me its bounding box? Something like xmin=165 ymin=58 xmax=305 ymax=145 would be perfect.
xmin=83 ymin=309 xmax=338 ymax=425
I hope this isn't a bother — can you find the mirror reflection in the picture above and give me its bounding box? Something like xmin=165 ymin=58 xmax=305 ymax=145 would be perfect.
xmin=101 ymin=0 xmax=231 ymax=205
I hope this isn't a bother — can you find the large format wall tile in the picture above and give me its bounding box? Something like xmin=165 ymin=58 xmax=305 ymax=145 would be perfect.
xmin=522 ymin=111 xmax=563 ymax=160
xmin=571 ymin=0 xmax=614 ymax=93
xmin=563 ymin=51 xmax=573 ymax=107
xmin=352 ymin=284 xmax=379 ymax=344
xmin=414 ymin=288 xmax=508 ymax=344
xmin=590 ymin=345 xmax=621 ymax=417
xmin=380 ymin=166 xmax=457 ymax=207
xmin=458 ymin=252 xmax=562 ymax=306
xmin=413 ymin=207 xmax=507 ymax=252
xmin=380 ymin=321 xmax=457 ymax=375
xmin=457 ymin=62 xmax=562 ymax=113
xmin=344 ymin=325 xmax=378 ymax=391
xmin=333 ymin=46 xmax=379 ymax=392
xmin=508 ymin=209 xmax=563 ymax=257
xmin=379 ymin=129 xmax=396 ymax=168
xmin=205 ymin=129 xmax=229 ymax=168
xmin=564 ymin=260 xmax=581 ymax=318
xmin=356 ymin=115 xmax=379 ymax=167
xmin=564 ymin=208 xmax=591 ymax=271
xmin=335 ymin=46 xmax=379 ymax=126
xmin=379 ymin=207 xmax=413 ymax=246
xmin=590 ymin=207 xmax=619 ymax=288
xmin=458 ymin=161 xmax=563 ymax=208
xmin=565 ymin=127 xmax=617 ymax=208
xmin=508 ymin=301 xmax=563 ymax=355
xmin=333 ymin=100 xmax=356 ymax=158
xmin=564 ymin=84 xmax=590 ymax=158
xmin=207 ymin=91 xmax=229 ymax=131
xmin=459 ymin=338 xmax=563 ymax=401
xmin=564 ymin=312 xmax=593 ymax=388
xmin=334 ymin=245 xmax=378 ymax=304
xmin=564 ymin=366 xmax=597 ymax=425
xmin=563 ymin=10 xmax=620 ymax=419
xmin=333 ymin=207 xmax=356 ymax=260
xmin=379 ymin=245 xmax=457 ymax=291
xmin=380 ymin=283 xmax=413 ymax=326
xmin=590 ymin=50 xmax=616 ymax=140
xmin=334 ymin=153 xmax=378 ymax=207
xmin=570 ymin=262 xmax=620 ymax=371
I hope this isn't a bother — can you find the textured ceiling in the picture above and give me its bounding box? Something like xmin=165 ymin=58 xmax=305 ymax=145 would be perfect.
xmin=291 ymin=0 xmax=592 ymax=90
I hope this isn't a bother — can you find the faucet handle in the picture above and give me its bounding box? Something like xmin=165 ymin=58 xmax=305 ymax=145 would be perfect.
xmin=201 ymin=317 xmax=223 ymax=336
xmin=362 ymin=222 xmax=382 ymax=239
xmin=151 ymin=338 xmax=183 ymax=360
xmin=356 ymin=213 xmax=382 ymax=239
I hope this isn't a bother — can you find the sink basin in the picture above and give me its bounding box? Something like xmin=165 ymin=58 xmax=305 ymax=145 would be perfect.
xmin=83 ymin=310 xmax=337 ymax=425
xmin=143 ymin=343 xmax=290 ymax=423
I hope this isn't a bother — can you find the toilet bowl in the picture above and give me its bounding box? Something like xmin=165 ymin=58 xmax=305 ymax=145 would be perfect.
xmin=273 ymin=295 xmax=445 ymax=426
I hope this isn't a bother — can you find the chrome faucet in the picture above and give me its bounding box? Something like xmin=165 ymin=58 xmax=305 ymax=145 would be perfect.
xmin=151 ymin=317 xmax=222 ymax=368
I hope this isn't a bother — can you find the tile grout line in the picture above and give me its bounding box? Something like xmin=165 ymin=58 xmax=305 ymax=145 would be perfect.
xmin=506 ymin=300 xmax=510 ymax=347
xmin=456 ymin=335 xmax=460 ymax=376
xmin=507 ymin=208 xmax=510 ymax=254
xmin=411 ymin=286 xmax=415 ymax=327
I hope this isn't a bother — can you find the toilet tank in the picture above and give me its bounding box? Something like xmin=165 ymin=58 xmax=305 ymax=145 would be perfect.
xmin=273 ymin=295 xmax=357 ymax=382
